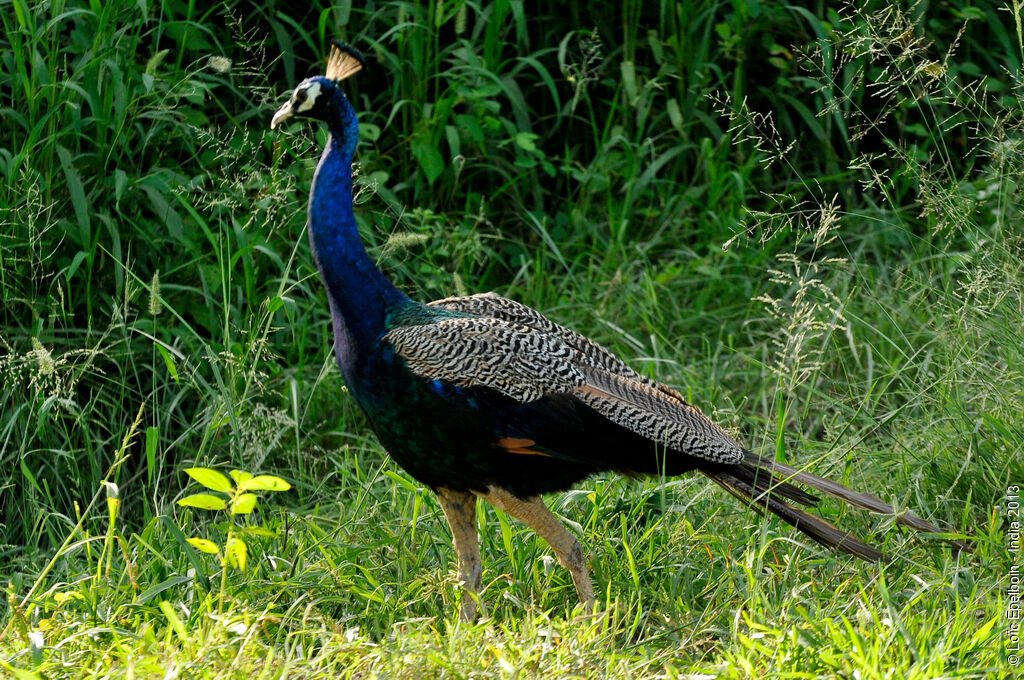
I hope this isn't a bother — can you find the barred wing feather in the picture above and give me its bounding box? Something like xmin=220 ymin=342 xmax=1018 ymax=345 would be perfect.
xmin=384 ymin=294 xmax=745 ymax=465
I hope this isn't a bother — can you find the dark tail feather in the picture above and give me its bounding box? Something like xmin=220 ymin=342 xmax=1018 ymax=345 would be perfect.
xmin=703 ymin=451 xmax=972 ymax=560
xmin=729 ymin=454 xmax=822 ymax=508
xmin=705 ymin=469 xmax=886 ymax=561
xmin=749 ymin=452 xmax=973 ymax=553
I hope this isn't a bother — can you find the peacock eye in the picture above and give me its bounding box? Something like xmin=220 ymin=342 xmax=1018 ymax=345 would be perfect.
xmin=293 ymin=81 xmax=322 ymax=113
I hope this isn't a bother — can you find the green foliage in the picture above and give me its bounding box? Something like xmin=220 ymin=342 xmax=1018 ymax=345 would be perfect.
xmin=177 ymin=466 xmax=290 ymax=607
xmin=0 ymin=0 xmax=1018 ymax=677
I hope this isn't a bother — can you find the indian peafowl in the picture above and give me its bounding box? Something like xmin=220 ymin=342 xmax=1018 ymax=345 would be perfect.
xmin=271 ymin=43 xmax=968 ymax=621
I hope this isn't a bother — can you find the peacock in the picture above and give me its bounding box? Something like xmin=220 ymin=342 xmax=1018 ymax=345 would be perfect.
xmin=270 ymin=43 xmax=968 ymax=621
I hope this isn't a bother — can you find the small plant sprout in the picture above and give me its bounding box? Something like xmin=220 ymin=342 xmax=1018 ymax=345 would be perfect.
xmin=177 ymin=468 xmax=290 ymax=606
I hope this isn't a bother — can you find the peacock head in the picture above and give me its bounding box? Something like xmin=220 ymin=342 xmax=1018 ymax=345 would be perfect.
xmin=270 ymin=42 xmax=365 ymax=130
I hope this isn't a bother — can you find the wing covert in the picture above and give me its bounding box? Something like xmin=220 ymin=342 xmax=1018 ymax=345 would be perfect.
xmin=389 ymin=294 xmax=745 ymax=465
xmin=383 ymin=315 xmax=586 ymax=402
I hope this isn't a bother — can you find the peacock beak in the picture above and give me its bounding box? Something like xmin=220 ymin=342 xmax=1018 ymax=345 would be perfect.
xmin=270 ymin=100 xmax=295 ymax=130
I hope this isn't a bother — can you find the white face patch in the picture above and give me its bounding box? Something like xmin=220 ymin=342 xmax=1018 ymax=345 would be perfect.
xmin=295 ymin=80 xmax=321 ymax=113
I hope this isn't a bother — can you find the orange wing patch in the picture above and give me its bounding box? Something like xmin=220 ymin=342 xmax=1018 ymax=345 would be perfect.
xmin=496 ymin=437 xmax=551 ymax=457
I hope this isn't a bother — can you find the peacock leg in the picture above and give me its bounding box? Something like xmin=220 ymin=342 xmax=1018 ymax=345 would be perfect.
xmin=477 ymin=487 xmax=595 ymax=612
xmin=436 ymin=487 xmax=483 ymax=621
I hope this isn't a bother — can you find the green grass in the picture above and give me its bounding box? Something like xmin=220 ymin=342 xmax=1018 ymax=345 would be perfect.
xmin=0 ymin=0 xmax=1018 ymax=677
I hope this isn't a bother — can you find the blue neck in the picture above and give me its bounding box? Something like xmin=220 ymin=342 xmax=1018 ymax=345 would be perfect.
xmin=308 ymin=87 xmax=409 ymax=373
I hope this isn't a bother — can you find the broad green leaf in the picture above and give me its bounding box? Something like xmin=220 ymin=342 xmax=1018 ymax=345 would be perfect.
xmin=9 ymin=668 xmax=43 ymax=680
xmin=186 ymin=537 xmax=219 ymax=554
xmin=666 ymin=98 xmax=684 ymax=135
xmin=967 ymin=613 xmax=998 ymax=650
xmin=158 ymin=601 xmax=188 ymax=641
xmin=177 ymin=493 xmax=227 ymax=511
xmin=156 ymin=344 xmax=179 ymax=384
xmin=145 ymin=426 xmax=158 ymax=484
xmin=514 ymin=131 xmax=538 ymax=152
xmin=146 ymin=48 xmax=171 ymax=75
xmin=240 ymin=526 xmax=277 ymax=538
xmin=229 ymin=470 xmax=252 ymax=486
xmin=225 ymin=537 xmax=247 ymax=571
xmin=238 ymin=475 xmax=291 ymax=492
xmin=56 ymin=145 xmax=90 ymax=245
xmin=137 ymin=574 xmax=195 ymax=604
xmin=412 ymin=137 xmax=445 ymax=185
xmin=229 ymin=493 xmax=257 ymax=515
xmin=620 ymin=60 xmax=637 ymax=103
xmin=114 ymin=168 xmax=127 ymax=204
xmin=184 ymin=467 xmax=232 ymax=493
xmin=20 ymin=459 xmax=41 ymax=493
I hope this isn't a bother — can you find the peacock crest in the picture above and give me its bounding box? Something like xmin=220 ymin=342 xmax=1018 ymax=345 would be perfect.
xmin=325 ymin=42 xmax=365 ymax=82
